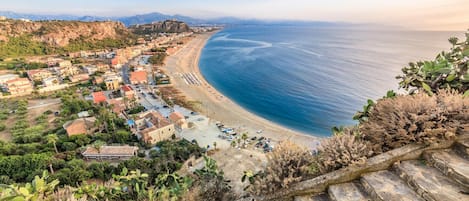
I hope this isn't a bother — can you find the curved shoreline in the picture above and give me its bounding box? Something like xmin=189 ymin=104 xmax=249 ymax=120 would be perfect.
xmin=163 ymin=31 xmax=321 ymax=148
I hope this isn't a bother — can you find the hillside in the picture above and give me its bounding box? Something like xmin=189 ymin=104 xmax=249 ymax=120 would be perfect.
xmin=129 ymin=20 xmax=191 ymax=35
xmin=0 ymin=19 xmax=136 ymax=58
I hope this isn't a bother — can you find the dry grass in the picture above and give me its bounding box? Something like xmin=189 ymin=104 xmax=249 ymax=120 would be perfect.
xmin=159 ymin=86 xmax=201 ymax=111
xmin=360 ymin=90 xmax=469 ymax=153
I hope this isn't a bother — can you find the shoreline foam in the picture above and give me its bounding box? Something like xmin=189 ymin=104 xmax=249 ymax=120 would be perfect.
xmin=163 ymin=31 xmax=321 ymax=148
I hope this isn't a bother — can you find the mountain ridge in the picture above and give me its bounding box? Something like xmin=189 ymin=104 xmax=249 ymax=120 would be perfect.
xmin=0 ymin=11 xmax=348 ymax=27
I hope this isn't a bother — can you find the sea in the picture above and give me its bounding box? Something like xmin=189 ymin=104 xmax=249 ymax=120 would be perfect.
xmin=198 ymin=25 xmax=464 ymax=137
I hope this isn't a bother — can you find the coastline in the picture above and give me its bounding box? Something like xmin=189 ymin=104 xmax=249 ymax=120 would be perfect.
xmin=163 ymin=31 xmax=321 ymax=148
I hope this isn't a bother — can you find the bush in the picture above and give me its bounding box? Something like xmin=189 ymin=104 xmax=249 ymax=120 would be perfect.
xmin=245 ymin=141 xmax=314 ymax=195
xmin=360 ymin=90 xmax=468 ymax=153
xmin=315 ymin=131 xmax=373 ymax=174
xmin=0 ymin=124 xmax=5 ymax=131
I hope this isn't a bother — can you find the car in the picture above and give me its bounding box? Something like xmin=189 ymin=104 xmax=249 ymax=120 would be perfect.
xmin=163 ymin=105 xmax=169 ymax=108
xmin=251 ymin=136 xmax=257 ymax=141
xmin=190 ymin=111 xmax=199 ymax=115
xmin=256 ymin=129 xmax=263 ymax=134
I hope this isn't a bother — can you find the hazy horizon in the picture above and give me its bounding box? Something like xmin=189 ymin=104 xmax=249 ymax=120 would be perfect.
xmin=2 ymin=0 xmax=469 ymax=31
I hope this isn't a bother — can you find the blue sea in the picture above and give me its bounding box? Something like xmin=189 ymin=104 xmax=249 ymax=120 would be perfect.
xmin=198 ymin=25 xmax=464 ymax=137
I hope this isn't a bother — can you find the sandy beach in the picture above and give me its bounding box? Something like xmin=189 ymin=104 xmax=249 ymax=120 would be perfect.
xmin=163 ymin=31 xmax=321 ymax=148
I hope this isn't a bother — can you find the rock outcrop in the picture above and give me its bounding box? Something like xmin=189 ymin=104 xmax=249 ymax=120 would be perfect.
xmin=0 ymin=19 xmax=131 ymax=46
xmin=130 ymin=20 xmax=191 ymax=34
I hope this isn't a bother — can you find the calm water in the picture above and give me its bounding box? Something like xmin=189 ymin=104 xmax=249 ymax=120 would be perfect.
xmin=199 ymin=25 xmax=463 ymax=136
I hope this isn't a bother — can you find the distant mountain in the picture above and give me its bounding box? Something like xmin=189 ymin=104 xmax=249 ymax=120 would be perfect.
xmin=0 ymin=11 xmax=349 ymax=27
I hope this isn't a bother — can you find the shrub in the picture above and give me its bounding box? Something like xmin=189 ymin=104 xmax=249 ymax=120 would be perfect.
xmin=359 ymin=90 xmax=468 ymax=153
xmin=245 ymin=141 xmax=314 ymax=195
xmin=315 ymin=132 xmax=373 ymax=174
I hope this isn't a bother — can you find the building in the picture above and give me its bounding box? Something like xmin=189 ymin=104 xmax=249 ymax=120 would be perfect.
xmin=105 ymin=77 xmax=120 ymax=90
xmin=63 ymin=117 xmax=97 ymax=136
xmin=83 ymin=65 xmax=98 ymax=75
xmin=107 ymin=98 xmax=126 ymax=114
xmin=42 ymin=76 xmax=60 ymax=87
xmin=130 ymin=71 xmax=148 ymax=85
xmin=82 ymin=145 xmax=138 ymax=160
xmin=58 ymin=60 xmax=72 ymax=68
xmin=0 ymin=74 xmax=19 ymax=85
xmin=92 ymin=91 xmax=107 ymax=104
xmin=121 ymin=85 xmax=136 ymax=101
xmin=134 ymin=110 xmax=175 ymax=144
xmin=4 ymin=78 xmax=34 ymax=95
xmin=27 ymin=69 xmax=53 ymax=81
xmin=169 ymin=112 xmax=188 ymax=129
xmin=56 ymin=66 xmax=80 ymax=77
xmin=69 ymin=74 xmax=90 ymax=83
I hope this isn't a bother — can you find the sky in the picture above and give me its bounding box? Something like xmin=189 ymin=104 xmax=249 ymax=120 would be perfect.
xmin=2 ymin=0 xmax=469 ymax=30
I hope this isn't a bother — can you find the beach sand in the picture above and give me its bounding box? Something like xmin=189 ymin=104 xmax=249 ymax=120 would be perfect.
xmin=162 ymin=32 xmax=321 ymax=148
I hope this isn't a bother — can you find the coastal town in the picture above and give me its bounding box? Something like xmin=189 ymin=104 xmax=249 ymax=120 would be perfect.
xmin=1 ymin=5 xmax=469 ymax=200
xmin=0 ymin=17 xmax=300 ymax=196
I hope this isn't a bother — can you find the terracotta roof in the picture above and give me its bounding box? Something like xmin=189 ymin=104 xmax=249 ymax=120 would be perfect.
xmin=121 ymin=85 xmax=132 ymax=92
xmin=139 ymin=110 xmax=171 ymax=129
xmin=82 ymin=145 xmax=138 ymax=156
xmin=92 ymin=91 xmax=107 ymax=104
xmin=130 ymin=71 xmax=147 ymax=82
xmin=169 ymin=112 xmax=184 ymax=122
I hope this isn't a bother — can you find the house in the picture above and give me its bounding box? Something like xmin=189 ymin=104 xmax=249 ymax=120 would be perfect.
xmin=169 ymin=112 xmax=188 ymax=129
xmin=63 ymin=117 xmax=97 ymax=136
xmin=92 ymin=91 xmax=107 ymax=104
xmin=27 ymin=69 xmax=53 ymax=81
xmin=107 ymin=98 xmax=126 ymax=114
xmin=83 ymin=65 xmax=98 ymax=75
xmin=4 ymin=78 xmax=34 ymax=95
xmin=130 ymin=71 xmax=148 ymax=85
xmin=58 ymin=60 xmax=72 ymax=68
xmin=121 ymin=85 xmax=136 ymax=101
xmin=0 ymin=74 xmax=19 ymax=85
xmin=104 ymin=77 xmax=120 ymax=90
xmin=134 ymin=110 xmax=175 ymax=144
xmin=42 ymin=76 xmax=60 ymax=87
xmin=69 ymin=74 xmax=90 ymax=83
xmin=57 ymin=66 xmax=80 ymax=77
xmin=82 ymin=145 xmax=138 ymax=160
xmin=94 ymin=76 xmax=104 ymax=84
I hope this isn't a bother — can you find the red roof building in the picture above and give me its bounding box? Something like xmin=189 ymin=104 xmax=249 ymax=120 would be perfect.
xmin=129 ymin=71 xmax=148 ymax=85
xmin=92 ymin=91 xmax=107 ymax=104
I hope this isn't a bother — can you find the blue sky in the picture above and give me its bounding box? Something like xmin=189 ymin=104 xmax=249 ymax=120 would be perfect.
xmin=2 ymin=0 xmax=469 ymax=30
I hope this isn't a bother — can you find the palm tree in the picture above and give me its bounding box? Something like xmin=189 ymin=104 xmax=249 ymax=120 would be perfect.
xmin=93 ymin=140 xmax=105 ymax=160
xmin=213 ymin=141 xmax=217 ymax=150
xmin=241 ymin=132 xmax=248 ymax=148
xmin=46 ymin=134 xmax=59 ymax=154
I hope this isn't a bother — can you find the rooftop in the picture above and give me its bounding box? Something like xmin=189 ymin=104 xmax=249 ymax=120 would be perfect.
xmin=82 ymin=145 xmax=138 ymax=156
xmin=92 ymin=91 xmax=107 ymax=104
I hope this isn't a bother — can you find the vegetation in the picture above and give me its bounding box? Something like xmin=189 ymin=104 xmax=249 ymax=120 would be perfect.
xmin=243 ymin=141 xmax=314 ymax=195
xmin=396 ymin=31 xmax=469 ymax=95
xmin=0 ymin=35 xmax=135 ymax=59
xmin=360 ymin=90 xmax=467 ymax=153
xmin=315 ymin=130 xmax=373 ymax=174
xmin=148 ymin=53 xmax=167 ymax=66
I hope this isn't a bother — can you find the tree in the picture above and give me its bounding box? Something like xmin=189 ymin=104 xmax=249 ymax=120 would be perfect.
xmin=230 ymin=140 xmax=236 ymax=148
xmin=92 ymin=140 xmax=106 ymax=160
xmin=46 ymin=134 xmax=59 ymax=154
xmin=241 ymin=133 xmax=248 ymax=148
xmin=448 ymin=36 xmax=459 ymax=49
xmin=212 ymin=142 xmax=217 ymax=150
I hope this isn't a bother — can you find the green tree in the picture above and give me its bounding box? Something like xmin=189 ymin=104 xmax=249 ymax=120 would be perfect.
xmin=46 ymin=134 xmax=59 ymax=154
